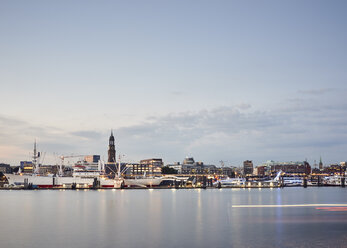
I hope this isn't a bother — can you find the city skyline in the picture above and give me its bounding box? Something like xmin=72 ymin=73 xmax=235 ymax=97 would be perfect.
xmin=1 ymin=1 xmax=347 ymax=166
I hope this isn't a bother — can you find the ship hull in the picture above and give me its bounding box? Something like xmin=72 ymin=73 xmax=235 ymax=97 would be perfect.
xmin=124 ymin=178 xmax=163 ymax=188
xmin=4 ymin=174 xmax=122 ymax=189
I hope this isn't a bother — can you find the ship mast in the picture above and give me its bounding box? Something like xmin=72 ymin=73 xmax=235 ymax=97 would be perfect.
xmin=33 ymin=140 xmax=40 ymax=174
xmin=117 ymin=154 xmax=121 ymax=178
xmin=116 ymin=154 xmax=127 ymax=178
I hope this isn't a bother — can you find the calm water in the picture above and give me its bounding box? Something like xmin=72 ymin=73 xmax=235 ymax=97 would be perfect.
xmin=0 ymin=188 xmax=347 ymax=248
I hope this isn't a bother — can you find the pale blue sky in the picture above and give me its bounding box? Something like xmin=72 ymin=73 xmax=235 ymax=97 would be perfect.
xmin=1 ymin=1 xmax=346 ymax=166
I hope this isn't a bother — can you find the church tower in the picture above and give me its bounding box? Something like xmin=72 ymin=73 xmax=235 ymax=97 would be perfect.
xmin=108 ymin=131 xmax=116 ymax=163
xmin=319 ymin=157 xmax=323 ymax=170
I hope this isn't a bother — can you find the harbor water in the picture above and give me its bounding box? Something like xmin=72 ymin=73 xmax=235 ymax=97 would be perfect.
xmin=0 ymin=188 xmax=346 ymax=248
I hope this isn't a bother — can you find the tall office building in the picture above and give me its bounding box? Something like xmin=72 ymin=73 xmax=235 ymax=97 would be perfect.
xmin=243 ymin=160 xmax=254 ymax=176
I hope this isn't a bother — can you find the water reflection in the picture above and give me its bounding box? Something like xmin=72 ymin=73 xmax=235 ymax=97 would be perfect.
xmin=275 ymin=190 xmax=283 ymax=246
xmin=0 ymin=188 xmax=346 ymax=248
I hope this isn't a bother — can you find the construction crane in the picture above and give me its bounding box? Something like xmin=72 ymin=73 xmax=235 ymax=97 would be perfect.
xmin=60 ymin=154 xmax=87 ymax=165
xmin=59 ymin=154 xmax=87 ymax=176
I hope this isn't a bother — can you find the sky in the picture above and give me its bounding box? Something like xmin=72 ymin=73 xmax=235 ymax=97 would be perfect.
xmin=1 ymin=0 xmax=346 ymax=167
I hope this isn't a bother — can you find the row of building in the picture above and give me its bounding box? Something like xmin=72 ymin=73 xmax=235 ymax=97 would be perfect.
xmin=1 ymin=132 xmax=346 ymax=178
xmin=244 ymin=160 xmax=347 ymax=177
xmin=2 ymin=157 xmax=346 ymax=178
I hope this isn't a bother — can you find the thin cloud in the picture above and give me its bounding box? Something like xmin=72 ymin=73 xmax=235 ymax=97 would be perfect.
xmin=298 ymin=88 xmax=335 ymax=95
xmin=115 ymin=99 xmax=347 ymax=165
xmin=70 ymin=131 xmax=103 ymax=140
xmin=1 ymin=94 xmax=347 ymax=166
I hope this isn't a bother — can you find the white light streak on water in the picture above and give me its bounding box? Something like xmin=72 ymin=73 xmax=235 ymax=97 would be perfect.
xmin=232 ymin=204 xmax=347 ymax=208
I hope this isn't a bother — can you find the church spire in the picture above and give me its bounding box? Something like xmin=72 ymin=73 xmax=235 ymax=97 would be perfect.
xmin=108 ymin=130 xmax=116 ymax=163
xmin=319 ymin=156 xmax=323 ymax=170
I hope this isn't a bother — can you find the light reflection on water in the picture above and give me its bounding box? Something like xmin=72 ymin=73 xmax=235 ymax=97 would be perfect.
xmin=0 ymin=188 xmax=346 ymax=248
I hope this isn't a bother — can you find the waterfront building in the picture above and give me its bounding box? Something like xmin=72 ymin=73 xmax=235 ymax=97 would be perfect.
xmin=121 ymin=159 xmax=164 ymax=176
xmin=0 ymin=163 xmax=11 ymax=173
xmin=312 ymin=163 xmax=346 ymax=176
xmin=140 ymin=158 xmax=163 ymax=168
xmin=209 ymin=166 xmax=236 ymax=177
xmin=167 ymin=157 xmax=210 ymax=174
xmin=253 ymin=166 xmax=268 ymax=176
xmin=167 ymin=162 xmax=183 ymax=173
xmin=85 ymin=155 xmax=101 ymax=164
xmin=233 ymin=166 xmax=244 ymax=177
xmin=311 ymin=168 xmax=321 ymax=174
xmin=183 ymin=157 xmax=195 ymax=165
xmin=243 ymin=160 xmax=253 ymax=176
xmin=255 ymin=164 xmax=271 ymax=176
xmin=127 ymin=158 xmax=163 ymax=176
xmin=180 ymin=163 xmax=215 ymax=174
xmin=20 ymin=161 xmax=34 ymax=173
xmin=324 ymin=164 xmax=344 ymax=176
xmin=123 ymin=163 xmax=140 ymax=175
xmin=261 ymin=160 xmax=311 ymax=176
xmin=166 ymin=157 xmax=234 ymax=176
xmin=124 ymin=160 xmax=162 ymax=176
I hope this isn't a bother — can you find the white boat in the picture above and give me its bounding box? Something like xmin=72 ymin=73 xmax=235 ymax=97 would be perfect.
xmin=3 ymin=142 xmax=123 ymax=189
xmin=123 ymin=176 xmax=163 ymax=188
xmin=213 ymin=177 xmax=246 ymax=187
xmin=282 ymin=177 xmax=303 ymax=187
xmin=307 ymin=181 xmax=318 ymax=186
xmin=4 ymin=173 xmax=90 ymax=188
xmin=323 ymin=175 xmax=345 ymax=186
xmin=268 ymin=171 xmax=302 ymax=186
xmin=213 ymin=171 xmax=283 ymax=188
xmin=4 ymin=172 xmax=123 ymax=189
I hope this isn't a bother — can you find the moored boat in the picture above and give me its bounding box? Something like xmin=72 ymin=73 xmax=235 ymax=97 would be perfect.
xmin=123 ymin=176 xmax=163 ymax=188
xmin=3 ymin=142 xmax=123 ymax=189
